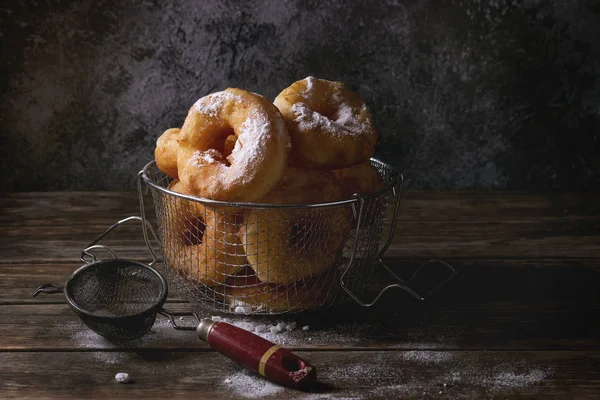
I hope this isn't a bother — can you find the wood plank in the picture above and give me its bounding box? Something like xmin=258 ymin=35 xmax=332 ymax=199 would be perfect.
xmin=0 ymin=224 xmax=157 ymax=264
xmin=1 ymin=191 xmax=598 ymax=228
xmin=1 ymin=217 xmax=598 ymax=263
xmin=1 ymin=301 xmax=598 ymax=351
xmin=0 ymin=263 xmax=87 ymax=304
xmin=0 ymin=350 xmax=598 ymax=399
xmin=0 ymin=192 xmax=153 ymax=228
xmin=2 ymin=261 xmax=598 ymax=351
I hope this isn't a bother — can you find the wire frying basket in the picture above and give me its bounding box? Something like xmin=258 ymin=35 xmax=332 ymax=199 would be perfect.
xmin=136 ymin=159 xmax=456 ymax=315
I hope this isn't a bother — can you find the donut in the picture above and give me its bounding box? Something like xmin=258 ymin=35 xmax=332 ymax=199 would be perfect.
xmin=332 ymin=161 xmax=384 ymax=198
xmin=177 ymin=88 xmax=290 ymax=202
xmin=238 ymin=207 xmax=350 ymax=285
xmin=161 ymin=179 xmax=247 ymax=286
xmin=155 ymin=128 xmax=181 ymax=179
xmin=219 ymin=268 xmax=339 ymax=313
xmin=238 ymin=168 xmax=351 ymax=284
xmin=274 ymin=76 xmax=378 ymax=169
xmin=167 ymin=178 xmax=190 ymax=194
xmin=258 ymin=166 xmax=345 ymax=205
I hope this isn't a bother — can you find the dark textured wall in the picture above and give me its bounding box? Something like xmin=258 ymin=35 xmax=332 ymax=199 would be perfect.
xmin=1 ymin=0 xmax=599 ymax=191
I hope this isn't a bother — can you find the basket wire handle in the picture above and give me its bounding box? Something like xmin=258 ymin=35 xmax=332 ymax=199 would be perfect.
xmin=339 ymin=173 xmax=457 ymax=306
xmin=81 ymin=245 xmax=118 ymax=264
xmin=377 ymin=173 xmax=405 ymax=260
xmin=158 ymin=310 xmax=202 ymax=331
xmin=136 ymin=170 xmax=162 ymax=266
xmin=79 ymin=212 xmax=161 ymax=267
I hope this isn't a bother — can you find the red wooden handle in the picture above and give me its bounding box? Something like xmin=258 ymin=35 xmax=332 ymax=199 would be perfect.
xmin=196 ymin=319 xmax=316 ymax=390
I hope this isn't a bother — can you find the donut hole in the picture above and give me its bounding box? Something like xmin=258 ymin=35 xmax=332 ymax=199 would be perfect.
xmin=183 ymin=216 xmax=206 ymax=246
xmin=205 ymin=127 xmax=236 ymax=164
xmin=289 ymin=223 xmax=309 ymax=250
xmin=313 ymin=104 xmax=338 ymax=121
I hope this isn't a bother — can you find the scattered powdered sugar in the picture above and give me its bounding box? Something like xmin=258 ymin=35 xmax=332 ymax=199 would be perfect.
xmin=57 ymin=318 xmax=200 ymax=364
xmin=391 ymin=342 xmax=446 ymax=349
xmin=483 ymin=370 xmax=550 ymax=389
xmin=399 ymin=350 xmax=454 ymax=364
xmin=90 ymin=350 xmax=126 ymax=365
xmin=64 ymin=325 xmax=126 ymax=365
xmin=193 ymin=91 xmax=238 ymax=117
xmin=218 ymin=351 xmax=550 ymax=399
xmin=324 ymin=353 xmax=552 ymax=399
xmin=57 ymin=315 xmax=552 ymax=397
xmin=208 ymin=316 xmax=551 ymax=399
xmin=221 ymin=371 xmax=285 ymax=398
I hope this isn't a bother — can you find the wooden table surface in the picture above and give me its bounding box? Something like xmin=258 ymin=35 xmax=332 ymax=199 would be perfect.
xmin=1 ymin=190 xmax=599 ymax=399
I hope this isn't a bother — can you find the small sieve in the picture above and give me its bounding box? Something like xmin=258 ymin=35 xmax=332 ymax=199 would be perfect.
xmin=32 ymin=216 xmax=317 ymax=391
xmin=33 ymin=258 xmax=168 ymax=341
xmin=32 ymin=216 xmax=171 ymax=341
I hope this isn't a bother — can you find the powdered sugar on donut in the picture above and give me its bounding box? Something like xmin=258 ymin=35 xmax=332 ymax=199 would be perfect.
xmin=302 ymin=76 xmax=316 ymax=97
xmin=193 ymin=91 xmax=239 ymax=117
xmin=191 ymin=149 xmax=225 ymax=167
xmin=225 ymin=113 xmax=274 ymax=183
xmin=291 ymin=101 xmax=364 ymax=137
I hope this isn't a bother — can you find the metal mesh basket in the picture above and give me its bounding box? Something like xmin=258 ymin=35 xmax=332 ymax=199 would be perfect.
xmin=138 ymin=159 xmax=402 ymax=314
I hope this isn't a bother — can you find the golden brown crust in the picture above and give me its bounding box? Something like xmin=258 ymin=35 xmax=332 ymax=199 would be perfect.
xmin=155 ymin=128 xmax=181 ymax=179
xmin=238 ymin=168 xmax=351 ymax=284
xmin=274 ymin=77 xmax=378 ymax=170
xmin=177 ymin=88 xmax=291 ymax=202
xmin=332 ymin=162 xmax=384 ymax=198
xmin=257 ymin=166 xmax=345 ymax=205
xmin=162 ymin=180 xmax=248 ymax=286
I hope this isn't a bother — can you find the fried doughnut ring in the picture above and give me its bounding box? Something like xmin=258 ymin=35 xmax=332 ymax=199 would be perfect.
xmin=162 ymin=179 xmax=247 ymax=286
xmin=238 ymin=168 xmax=351 ymax=284
xmin=258 ymin=166 xmax=345 ymax=205
xmin=332 ymin=161 xmax=384 ymax=198
xmin=274 ymin=76 xmax=378 ymax=169
xmin=155 ymin=128 xmax=181 ymax=179
xmin=177 ymin=88 xmax=290 ymax=202
xmin=219 ymin=268 xmax=339 ymax=313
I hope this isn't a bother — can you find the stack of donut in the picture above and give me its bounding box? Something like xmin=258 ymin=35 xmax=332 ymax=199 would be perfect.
xmin=154 ymin=77 xmax=384 ymax=312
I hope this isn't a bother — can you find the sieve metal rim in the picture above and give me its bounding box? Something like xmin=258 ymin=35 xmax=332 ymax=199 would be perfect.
xmin=138 ymin=158 xmax=402 ymax=209
xmin=63 ymin=258 xmax=169 ymax=320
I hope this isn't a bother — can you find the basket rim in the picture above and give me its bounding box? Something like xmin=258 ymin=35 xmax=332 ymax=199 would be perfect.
xmin=139 ymin=158 xmax=402 ymax=209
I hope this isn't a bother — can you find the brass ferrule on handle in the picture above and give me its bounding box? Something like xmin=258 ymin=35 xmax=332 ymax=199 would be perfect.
xmin=196 ymin=318 xmax=216 ymax=342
